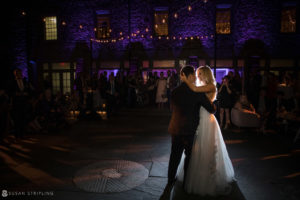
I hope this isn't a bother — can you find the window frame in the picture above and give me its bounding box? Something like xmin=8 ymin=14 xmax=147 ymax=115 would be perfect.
xmin=154 ymin=8 xmax=169 ymax=36
xmin=216 ymin=8 xmax=231 ymax=35
xmin=280 ymin=6 xmax=297 ymax=33
xmin=44 ymin=16 xmax=58 ymax=41
xmin=96 ymin=14 xmax=111 ymax=39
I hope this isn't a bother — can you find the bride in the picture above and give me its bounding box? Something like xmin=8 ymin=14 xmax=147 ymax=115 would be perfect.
xmin=177 ymin=65 xmax=235 ymax=196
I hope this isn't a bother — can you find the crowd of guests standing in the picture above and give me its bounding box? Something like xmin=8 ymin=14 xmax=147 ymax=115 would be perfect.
xmin=217 ymin=69 xmax=299 ymax=132
xmin=73 ymin=70 xmax=180 ymax=117
xmin=1 ymin=66 xmax=299 ymax=142
xmin=0 ymin=69 xmax=74 ymax=141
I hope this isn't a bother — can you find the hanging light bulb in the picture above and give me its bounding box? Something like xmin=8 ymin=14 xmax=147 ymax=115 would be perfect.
xmin=155 ymin=24 xmax=158 ymax=29
xmin=174 ymin=13 xmax=178 ymax=18
xmin=191 ymin=37 xmax=194 ymax=40
xmin=173 ymin=36 xmax=176 ymax=40
xmin=158 ymin=36 xmax=161 ymax=40
xmin=93 ymin=27 xmax=97 ymax=31
xmin=22 ymin=11 xmax=26 ymax=16
xmin=162 ymin=18 xmax=166 ymax=23
xmin=179 ymin=37 xmax=182 ymax=40
xmin=188 ymin=5 xmax=192 ymax=11
xmin=136 ymin=30 xmax=140 ymax=34
xmin=109 ymin=29 xmax=112 ymax=33
xmin=120 ymin=32 xmax=123 ymax=35
xmin=203 ymin=0 xmax=208 ymax=3
xmin=146 ymin=28 xmax=149 ymax=32
xmin=141 ymin=34 xmax=144 ymax=38
xmin=166 ymin=36 xmax=169 ymax=40
xmin=79 ymin=25 xmax=83 ymax=29
xmin=62 ymin=21 xmax=67 ymax=26
xmin=150 ymin=35 xmax=153 ymax=39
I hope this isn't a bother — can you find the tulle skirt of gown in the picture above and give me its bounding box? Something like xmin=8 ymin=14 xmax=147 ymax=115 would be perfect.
xmin=177 ymin=107 xmax=235 ymax=196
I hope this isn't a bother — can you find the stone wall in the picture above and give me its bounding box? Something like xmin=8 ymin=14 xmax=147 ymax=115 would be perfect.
xmin=7 ymin=0 xmax=300 ymax=76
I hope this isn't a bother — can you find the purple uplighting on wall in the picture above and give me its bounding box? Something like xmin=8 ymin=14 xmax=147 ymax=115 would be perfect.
xmin=7 ymin=0 xmax=299 ymax=83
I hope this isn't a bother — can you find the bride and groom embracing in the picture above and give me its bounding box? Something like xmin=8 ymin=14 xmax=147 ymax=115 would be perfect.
xmin=163 ymin=65 xmax=235 ymax=198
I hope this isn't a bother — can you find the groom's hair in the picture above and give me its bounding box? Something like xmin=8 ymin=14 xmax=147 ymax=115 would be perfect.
xmin=180 ymin=65 xmax=195 ymax=77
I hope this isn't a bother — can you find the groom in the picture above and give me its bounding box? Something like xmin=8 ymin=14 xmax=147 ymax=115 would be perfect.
xmin=166 ymin=65 xmax=216 ymax=190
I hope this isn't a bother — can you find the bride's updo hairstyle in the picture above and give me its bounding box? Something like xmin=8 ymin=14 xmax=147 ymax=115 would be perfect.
xmin=197 ymin=65 xmax=216 ymax=86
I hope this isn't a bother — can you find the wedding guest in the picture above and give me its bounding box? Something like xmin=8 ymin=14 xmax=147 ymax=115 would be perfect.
xmin=9 ymin=68 xmax=33 ymax=139
xmin=156 ymin=72 xmax=167 ymax=109
xmin=218 ymin=76 xmax=232 ymax=129
xmin=0 ymin=87 xmax=10 ymax=141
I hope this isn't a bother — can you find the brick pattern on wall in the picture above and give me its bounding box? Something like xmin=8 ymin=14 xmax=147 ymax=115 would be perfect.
xmin=8 ymin=0 xmax=300 ymax=74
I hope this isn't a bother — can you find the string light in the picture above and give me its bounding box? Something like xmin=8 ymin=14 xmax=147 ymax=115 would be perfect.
xmin=37 ymin=1 xmax=213 ymax=46
xmin=87 ymin=1 xmax=215 ymax=44
xmin=22 ymin=11 xmax=26 ymax=16
xmin=90 ymin=33 xmax=213 ymax=44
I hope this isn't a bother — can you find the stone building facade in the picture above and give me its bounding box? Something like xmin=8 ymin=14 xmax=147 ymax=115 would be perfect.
xmin=4 ymin=0 xmax=300 ymax=93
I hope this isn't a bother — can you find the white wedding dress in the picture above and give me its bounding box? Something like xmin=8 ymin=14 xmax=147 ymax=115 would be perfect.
xmin=177 ymin=106 xmax=235 ymax=196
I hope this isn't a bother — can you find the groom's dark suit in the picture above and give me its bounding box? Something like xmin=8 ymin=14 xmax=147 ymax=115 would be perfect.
xmin=167 ymin=82 xmax=216 ymax=185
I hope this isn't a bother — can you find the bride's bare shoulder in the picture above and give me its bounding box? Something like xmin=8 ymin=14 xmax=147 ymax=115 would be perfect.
xmin=207 ymin=83 xmax=216 ymax=91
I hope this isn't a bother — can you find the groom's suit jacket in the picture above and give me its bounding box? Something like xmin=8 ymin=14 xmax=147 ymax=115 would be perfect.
xmin=168 ymin=82 xmax=216 ymax=136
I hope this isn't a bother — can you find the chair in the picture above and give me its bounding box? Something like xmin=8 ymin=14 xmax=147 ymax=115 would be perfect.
xmin=231 ymin=107 xmax=261 ymax=128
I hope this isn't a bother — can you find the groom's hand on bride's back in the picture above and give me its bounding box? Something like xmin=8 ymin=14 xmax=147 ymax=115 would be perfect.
xmin=199 ymin=93 xmax=216 ymax=114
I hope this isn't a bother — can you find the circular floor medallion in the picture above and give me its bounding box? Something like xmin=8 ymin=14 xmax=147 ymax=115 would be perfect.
xmin=73 ymin=160 xmax=148 ymax=193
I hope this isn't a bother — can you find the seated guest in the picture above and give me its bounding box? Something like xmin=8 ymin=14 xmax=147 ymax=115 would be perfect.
xmin=234 ymin=94 xmax=259 ymax=117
